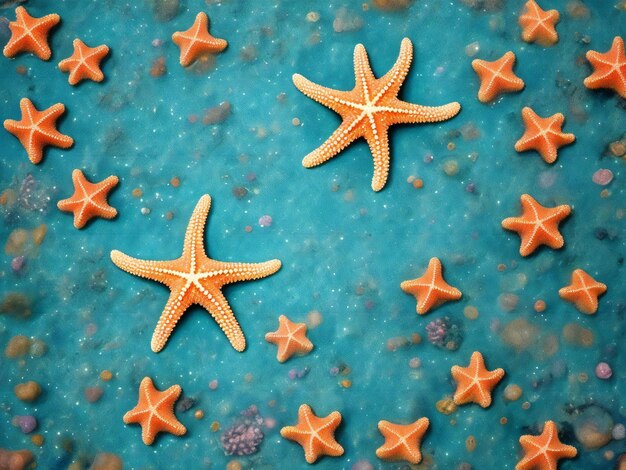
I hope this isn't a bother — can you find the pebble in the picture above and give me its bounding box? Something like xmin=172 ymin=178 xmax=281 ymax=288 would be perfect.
xmin=0 ymin=449 xmax=33 ymax=470
xmin=443 ymin=160 xmax=459 ymax=176
xmin=0 ymin=293 xmax=31 ymax=318
xmin=351 ymin=460 xmax=375 ymax=470
xmin=12 ymin=415 xmax=37 ymax=433
xmin=562 ymin=323 xmax=594 ymax=347
xmin=503 ymin=384 xmax=523 ymax=401
xmin=100 ymin=370 xmax=113 ymax=381
xmin=85 ymin=386 xmax=103 ymax=403
xmin=464 ymin=41 xmax=480 ymax=57
xmin=595 ymin=362 xmax=612 ymax=379
xmin=32 ymin=224 xmax=47 ymax=245
xmin=592 ymin=169 xmax=613 ymax=186
xmin=306 ymin=310 xmax=323 ymax=328
xmin=258 ymin=215 xmax=273 ymax=227
xmin=14 ymin=381 xmax=41 ymax=402
xmin=436 ymin=397 xmax=457 ymax=415
xmin=573 ymin=405 xmax=613 ymax=449
xmin=409 ymin=357 xmax=421 ymax=369
xmin=5 ymin=229 xmax=29 ymax=256
xmin=498 ymin=293 xmax=519 ymax=312
xmin=194 ymin=410 xmax=204 ymax=420
xmin=89 ymin=452 xmax=123 ymax=470
xmin=613 ymin=424 xmax=626 ymax=440
xmin=140 ymin=207 xmax=151 ymax=215
xmin=534 ymin=300 xmax=547 ymax=313
xmin=209 ymin=379 xmax=219 ymax=390
xmin=11 ymin=256 xmax=25 ymax=273
xmin=31 ymin=434 xmax=44 ymax=446
xmin=203 ymin=101 xmax=231 ymax=125
xmin=465 ymin=435 xmax=477 ymax=452
xmin=5 ymin=335 xmax=31 ymax=358
xmin=29 ymin=339 xmax=46 ymax=357
xmin=463 ymin=305 xmax=479 ymax=320
xmin=226 ymin=460 xmax=242 ymax=470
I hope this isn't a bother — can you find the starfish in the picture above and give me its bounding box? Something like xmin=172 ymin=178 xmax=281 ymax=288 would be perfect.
xmin=58 ymin=38 xmax=110 ymax=85
xmin=2 ymin=6 xmax=60 ymax=60
xmin=292 ymin=38 xmax=461 ymax=191
xmin=450 ymin=351 xmax=504 ymax=408
xmin=501 ymin=194 xmax=571 ymax=257
xmin=400 ymin=257 xmax=462 ymax=315
xmin=583 ymin=36 xmax=626 ymax=98
xmin=376 ymin=417 xmax=430 ymax=464
xmin=3 ymin=98 xmax=74 ymax=164
xmin=558 ymin=269 xmax=607 ymax=315
xmin=518 ymin=0 xmax=560 ymax=46
xmin=280 ymin=404 xmax=344 ymax=464
xmin=472 ymin=51 xmax=525 ymax=103
xmin=516 ymin=420 xmax=577 ymax=470
xmin=171 ymin=12 xmax=227 ymax=67
xmin=110 ymin=194 xmax=281 ymax=353
xmin=514 ymin=107 xmax=575 ymax=164
xmin=57 ymin=169 xmax=119 ymax=229
xmin=123 ymin=377 xmax=186 ymax=445
xmin=265 ymin=314 xmax=314 ymax=362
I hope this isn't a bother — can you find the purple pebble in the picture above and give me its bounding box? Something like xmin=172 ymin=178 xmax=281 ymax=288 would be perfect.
xmin=595 ymin=362 xmax=612 ymax=379
xmin=15 ymin=415 xmax=37 ymax=433
xmin=592 ymin=169 xmax=613 ymax=186
xmin=258 ymin=215 xmax=273 ymax=228
xmin=11 ymin=256 xmax=25 ymax=273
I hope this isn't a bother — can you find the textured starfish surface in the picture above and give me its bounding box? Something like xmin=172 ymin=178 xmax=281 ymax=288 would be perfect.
xmin=376 ymin=417 xmax=430 ymax=464
xmin=123 ymin=377 xmax=186 ymax=445
xmin=516 ymin=420 xmax=577 ymax=470
xmin=451 ymin=351 xmax=504 ymax=408
xmin=280 ymin=404 xmax=344 ymax=464
xmin=514 ymin=107 xmax=575 ymax=164
xmin=3 ymin=98 xmax=74 ymax=164
xmin=502 ymin=194 xmax=571 ymax=257
xmin=58 ymin=38 xmax=109 ymax=85
xmin=472 ymin=51 xmax=525 ymax=103
xmin=57 ymin=169 xmax=119 ymax=229
xmin=265 ymin=314 xmax=314 ymax=362
xmin=518 ymin=0 xmax=560 ymax=46
xmin=400 ymin=257 xmax=462 ymax=315
xmin=583 ymin=36 xmax=626 ymax=98
xmin=558 ymin=269 xmax=607 ymax=315
xmin=293 ymin=38 xmax=461 ymax=191
xmin=172 ymin=12 xmax=227 ymax=67
xmin=2 ymin=6 xmax=60 ymax=60
xmin=110 ymin=195 xmax=281 ymax=353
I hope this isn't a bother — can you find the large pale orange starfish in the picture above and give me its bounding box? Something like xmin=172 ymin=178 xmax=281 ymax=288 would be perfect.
xmin=280 ymin=404 xmax=344 ymax=464
xmin=501 ymin=194 xmax=571 ymax=257
xmin=2 ymin=6 xmax=60 ymax=60
xmin=558 ymin=269 xmax=607 ymax=315
xmin=171 ymin=12 xmax=227 ymax=67
xmin=400 ymin=257 xmax=462 ymax=315
xmin=518 ymin=0 xmax=560 ymax=46
xmin=3 ymin=98 xmax=74 ymax=164
xmin=58 ymin=38 xmax=110 ymax=85
xmin=123 ymin=377 xmax=186 ymax=445
xmin=583 ymin=36 xmax=626 ymax=98
xmin=293 ymin=38 xmax=461 ymax=191
xmin=516 ymin=420 xmax=577 ymax=470
xmin=110 ymin=195 xmax=281 ymax=353
xmin=514 ymin=107 xmax=575 ymax=164
xmin=376 ymin=417 xmax=430 ymax=464
xmin=265 ymin=315 xmax=313 ymax=362
xmin=57 ymin=169 xmax=119 ymax=229
xmin=450 ymin=351 xmax=504 ymax=408
xmin=472 ymin=51 xmax=525 ymax=103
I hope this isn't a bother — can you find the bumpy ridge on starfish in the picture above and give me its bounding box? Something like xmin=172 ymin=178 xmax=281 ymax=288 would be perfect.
xmin=583 ymin=36 xmax=626 ymax=98
xmin=172 ymin=12 xmax=227 ymax=67
xmin=450 ymin=351 xmax=504 ymax=408
xmin=558 ymin=269 xmax=607 ymax=315
xmin=58 ymin=38 xmax=110 ymax=85
xmin=400 ymin=257 xmax=462 ymax=314
xmin=265 ymin=314 xmax=314 ymax=362
xmin=516 ymin=420 xmax=577 ymax=470
xmin=2 ymin=6 xmax=60 ymax=60
xmin=514 ymin=107 xmax=575 ymax=164
xmin=472 ymin=51 xmax=525 ymax=103
xmin=376 ymin=417 xmax=430 ymax=464
xmin=518 ymin=0 xmax=560 ymax=46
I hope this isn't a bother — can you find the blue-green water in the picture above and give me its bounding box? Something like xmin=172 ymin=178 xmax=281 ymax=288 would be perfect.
xmin=1 ymin=0 xmax=625 ymax=468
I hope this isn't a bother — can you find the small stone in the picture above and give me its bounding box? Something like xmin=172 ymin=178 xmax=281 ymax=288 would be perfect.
xmin=612 ymin=423 xmax=625 ymax=440
xmin=232 ymin=186 xmax=248 ymax=199
xmin=31 ymin=224 xmax=47 ymax=245
xmin=141 ymin=207 xmax=150 ymax=215
xmin=503 ymin=384 xmax=522 ymax=401
xmin=85 ymin=386 xmax=103 ymax=403
xmin=258 ymin=215 xmax=272 ymax=227
xmin=609 ymin=140 xmax=626 ymax=157
xmin=351 ymin=460 xmax=375 ymax=470
xmin=89 ymin=452 xmax=123 ymax=470
xmin=0 ymin=449 xmax=34 ymax=470
xmin=465 ymin=435 xmax=477 ymax=452
xmin=563 ymin=323 xmax=594 ymax=347
xmin=573 ymin=405 xmax=613 ymax=449
xmin=12 ymin=415 xmax=37 ymax=433
xmin=464 ymin=41 xmax=480 ymax=57
xmin=11 ymin=256 xmax=26 ymax=273
xmin=100 ymin=370 xmax=113 ymax=381
xmin=176 ymin=395 xmax=196 ymax=412
xmin=595 ymin=362 xmax=612 ymax=379
xmin=209 ymin=379 xmax=218 ymax=390
xmin=498 ymin=293 xmax=519 ymax=312
xmin=372 ymin=0 xmax=411 ymax=10
xmin=194 ymin=410 xmax=204 ymax=420
xmin=31 ymin=434 xmax=44 ymax=446
xmin=464 ymin=306 xmax=479 ymax=320
xmin=5 ymin=335 xmax=32 ymax=358
xmin=14 ymin=381 xmax=41 ymax=402
xmin=5 ymin=229 xmax=29 ymax=256
xmin=592 ymin=169 xmax=613 ymax=186
xmin=203 ymin=101 xmax=231 ymax=125
xmin=443 ymin=160 xmax=459 ymax=176
xmin=534 ymin=300 xmax=547 ymax=313
xmin=436 ymin=396 xmax=457 ymax=415
xmin=306 ymin=310 xmax=323 ymax=328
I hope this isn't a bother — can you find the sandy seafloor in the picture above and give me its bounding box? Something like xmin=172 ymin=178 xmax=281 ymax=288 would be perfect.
xmin=1 ymin=0 xmax=626 ymax=468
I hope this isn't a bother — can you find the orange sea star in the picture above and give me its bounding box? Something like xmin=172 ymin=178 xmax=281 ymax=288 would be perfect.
xmin=472 ymin=51 xmax=525 ymax=103
xmin=400 ymin=257 xmax=462 ymax=315
xmin=265 ymin=315 xmax=314 ymax=362
xmin=516 ymin=420 xmax=577 ymax=470
xmin=2 ymin=6 xmax=60 ymax=60
xmin=514 ymin=107 xmax=575 ymax=164
xmin=583 ymin=36 xmax=626 ymax=98
xmin=172 ymin=12 xmax=227 ymax=67
xmin=58 ymin=38 xmax=110 ymax=85
xmin=450 ymin=351 xmax=504 ymax=408
xmin=558 ymin=269 xmax=607 ymax=315
xmin=518 ymin=0 xmax=560 ymax=46
xmin=376 ymin=417 xmax=430 ymax=464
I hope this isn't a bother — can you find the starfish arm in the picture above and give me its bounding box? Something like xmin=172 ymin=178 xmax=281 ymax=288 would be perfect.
xmin=110 ymin=250 xmax=182 ymax=285
xmin=150 ymin=291 xmax=194 ymax=352
xmin=353 ymin=43 xmax=376 ymax=102
xmin=363 ymin=120 xmax=391 ymax=191
xmin=182 ymin=194 xmax=211 ymax=264
xmin=375 ymin=37 xmax=413 ymax=100
xmin=301 ymin=120 xmax=363 ymax=168
xmin=209 ymin=259 xmax=282 ymax=286
xmin=388 ymin=100 xmax=461 ymax=125
xmin=292 ymin=73 xmax=356 ymax=115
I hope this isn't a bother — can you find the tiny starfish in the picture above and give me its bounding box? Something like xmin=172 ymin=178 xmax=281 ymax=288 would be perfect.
xmin=558 ymin=269 xmax=607 ymax=315
xmin=518 ymin=0 xmax=560 ymax=46
xmin=3 ymin=98 xmax=74 ymax=164
xmin=400 ymin=257 xmax=462 ymax=315
xmin=501 ymin=194 xmax=571 ymax=257
xmin=280 ymin=404 xmax=344 ymax=464
xmin=514 ymin=107 xmax=575 ymax=164
xmin=110 ymin=194 xmax=281 ymax=353
xmin=450 ymin=351 xmax=504 ymax=408
xmin=583 ymin=36 xmax=626 ymax=98
xmin=293 ymin=38 xmax=461 ymax=191
xmin=2 ymin=6 xmax=60 ymax=60
xmin=172 ymin=12 xmax=227 ymax=67
xmin=58 ymin=38 xmax=110 ymax=85
xmin=123 ymin=377 xmax=186 ymax=445
xmin=516 ymin=420 xmax=577 ymax=470
xmin=376 ymin=417 xmax=430 ymax=464
xmin=265 ymin=315 xmax=314 ymax=362
xmin=472 ymin=51 xmax=525 ymax=103
xmin=57 ymin=169 xmax=119 ymax=229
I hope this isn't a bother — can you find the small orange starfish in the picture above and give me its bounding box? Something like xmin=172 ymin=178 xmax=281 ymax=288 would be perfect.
xmin=400 ymin=257 xmax=462 ymax=315
xmin=450 ymin=351 xmax=504 ymax=408
xmin=472 ymin=51 xmax=525 ymax=103
xmin=171 ymin=12 xmax=227 ymax=67
xmin=265 ymin=315 xmax=314 ymax=362
xmin=293 ymin=38 xmax=460 ymax=191
xmin=518 ymin=0 xmax=560 ymax=46
xmin=123 ymin=377 xmax=186 ymax=445
xmin=280 ymin=404 xmax=344 ymax=464
xmin=583 ymin=36 xmax=626 ymax=98
xmin=516 ymin=420 xmax=577 ymax=470
xmin=3 ymin=98 xmax=74 ymax=164
xmin=558 ymin=269 xmax=607 ymax=315
xmin=501 ymin=194 xmax=571 ymax=257
xmin=58 ymin=39 xmax=109 ymax=85
xmin=514 ymin=107 xmax=575 ymax=164
xmin=2 ymin=6 xmax=60 ymax=60
xmin=57 ymin=169 xmax=119 ymax=229
xmin=110 ymin=195 xmax=281 ymax=353
xmin=376 ymin=417 xmax=430 ymax=464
